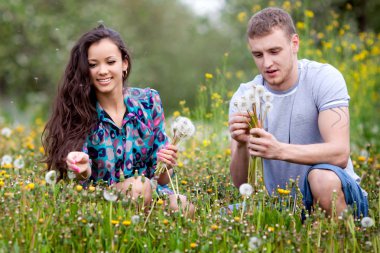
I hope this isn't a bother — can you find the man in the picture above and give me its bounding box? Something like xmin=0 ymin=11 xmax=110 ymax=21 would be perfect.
xmin=228 ymin=7 xmax=368 ymax=217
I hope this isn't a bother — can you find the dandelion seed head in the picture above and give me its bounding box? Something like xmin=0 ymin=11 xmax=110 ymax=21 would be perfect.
xmin=13 ymin=157 xmax=25 ymax=169
xmin=361 ymin=217 xmax=374 ymax=228
xmin=171 ymin=116 xmax=195 ymax=140
xmin=263 ymin=91 xmax=273 ymax=103
xmin=45 ymin=170 xmax=57 ymax=185
xmin=1 ymin=128 xmax=12 ymax=137
xmin=103 ymin=189 xmax=118 ymax=202
xmin=1 ymin=155 xmax=12 ymax=166
xmin=67 ymin=171 xmax=76 ymax=180
xmin=256 ymin=85 xmax=265 ymax=97
xmin=239 ymin=183 xmax=253 ymax=196
xmin=131 ymin=215 xmax=140 ymax=224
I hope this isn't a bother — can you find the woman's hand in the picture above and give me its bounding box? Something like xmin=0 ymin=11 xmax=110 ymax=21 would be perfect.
xmin=66 ymin=151 xmax=91 ymax=179
xmin=157 ymin=144 xmax=178 ymax=168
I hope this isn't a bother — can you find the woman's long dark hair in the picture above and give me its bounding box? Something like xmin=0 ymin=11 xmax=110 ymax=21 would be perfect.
xmin=42 ymin=25 xmax=132 ymax=179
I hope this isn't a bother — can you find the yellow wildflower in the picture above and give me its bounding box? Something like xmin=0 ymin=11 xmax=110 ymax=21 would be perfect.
xmin=76 ymin=185 xmax=83 ymax=192
xmin=122 ymin=220 xmax=131 ymax=226
xmin=26 ymin=183 xmax=35 ymax=190
xmin=111 ymin=220 xmax=119 ymax=225
xmin=268 ymin=226 xmax=275 ymax=232
xmin=236 ymin=70 xmax=244 ymax=79
xmin=2 ymin=163 xmax=12 ymax=169
xmin=181 ymin=180 xmax=188 ymax=185
xmin=0 ymin=181 xmax=4 ymax=188
xmin=177 ymin=161 xmax=183 ymax=168
xmin=190 ymin=243 xmax=198 ymax=249
xmin=305 ymin=10 xmax=314 ymax=18
xmin=357 ymin=156 xmax=366 ymax=162
xmin=296 ymin=22 xmax=305 ymax=30
xmin=15 ymin=125 xmax=25 ymax=133
xmin=205 ymin=73 xmax=213 ymax=79
xmin=179 ymin=100 xmax=186 ymax=106
xmin=207 ymin=188 xmax=213 ymax=193
xmin=234 ymin=217 xmax=240 ymax=222
xmin=157 ymin=199 xmax=164 ymax=205
xmin=202 ymin=139 xmax=211 ymax=147
xmin=251 ymin=5 xmax=261 ymax=13
xmin=88 ymin=186 xmax=96 ymax=192
xmin=211 ymin=224 xmax=219 ymax=231
xmin=162 ymin=219 xmax=169 ymax=225
xmin=237 ymin=12 xmax=247 ymax=23
xmin=277 ymin=188 xmax=291 ymax=195
xmin=282 ymin=1 xmax=291 ymax=11
xmin=38 ymin=218 xmax=44 ymax=224
xmin=173 ymin=111 xmax=180 ymax=117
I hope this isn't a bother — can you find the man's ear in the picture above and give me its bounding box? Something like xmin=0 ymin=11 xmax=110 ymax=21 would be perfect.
xmin=291 ymin=34 xmax=300 ymax=53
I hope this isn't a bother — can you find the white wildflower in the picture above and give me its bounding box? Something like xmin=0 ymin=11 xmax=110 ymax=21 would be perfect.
xmin=248 ymin=236 xmax=262 ymax=250
xmin=1 ymin=155 xmax=13 ymax=166
xmin=233 ymin=96 xmax=250 ymax=112
xmin=13 ymin=157 xmax=25 ymax=169
xmin=361 ymin=217 xmax=375 ymax=228
xmin=131 ymin=214 xmax=140 ymax=224
xmin=45 ymin=170 xmax=57 ymax=185
xmin=103 ymin=189 xmax=118 ymax=202
xmin=239 ymin=183 xmax=253 ymax=197
xmin=256 ymin=85 xmax=265 ymax=97
xmin=262 ymin=91 xmax=273 ymax=103
xmin=171 ymin=116 xmax=195 ymax=141
xmin=1 ymin=127 xmax=12 ymax=137
xmin=264 ymin=102 xmax=273 ymax=113
xmin=67 ymin=170 xmax=77 ymax=180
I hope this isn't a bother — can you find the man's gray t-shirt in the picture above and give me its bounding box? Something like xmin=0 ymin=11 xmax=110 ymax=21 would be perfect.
xmin=229 ymin=59 xmax=361 ymax=195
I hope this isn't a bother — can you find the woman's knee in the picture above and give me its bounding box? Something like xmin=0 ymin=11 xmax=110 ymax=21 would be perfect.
xmin=168 ymin=194 xmax=195 ymax=216
xmin=115 ymin=176 xmax=153 ymax=202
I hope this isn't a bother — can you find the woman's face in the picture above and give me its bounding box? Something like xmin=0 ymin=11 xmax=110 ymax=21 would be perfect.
xmin=87 ymin=38 xmax=128 ymax=96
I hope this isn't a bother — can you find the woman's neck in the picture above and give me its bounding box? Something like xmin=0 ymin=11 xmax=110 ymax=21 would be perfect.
xmin=97 ymin=89 xmax=126 ymax=127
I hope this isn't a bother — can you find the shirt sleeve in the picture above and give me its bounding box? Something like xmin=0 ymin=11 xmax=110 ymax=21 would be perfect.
xmin=312 ymin=64 xmax=350 ymax=111
xmin=149 ymin=89 xmax=169 ymax=172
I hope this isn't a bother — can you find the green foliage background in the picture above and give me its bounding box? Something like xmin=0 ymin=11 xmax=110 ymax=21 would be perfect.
xmin=0 ymin=0 xmax=379 ymax=146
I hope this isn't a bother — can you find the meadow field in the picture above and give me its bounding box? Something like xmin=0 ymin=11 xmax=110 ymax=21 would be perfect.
xmin=0 ymin=2 xmax=379 ymax=252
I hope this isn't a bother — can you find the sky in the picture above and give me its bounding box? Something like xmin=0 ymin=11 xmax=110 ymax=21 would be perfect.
xmin=180 ymin=0 xmax=225 ymax=17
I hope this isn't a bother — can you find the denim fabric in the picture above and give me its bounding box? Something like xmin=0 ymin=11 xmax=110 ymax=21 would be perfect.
xmin=303 ymin=164 xmax=368 ymax=217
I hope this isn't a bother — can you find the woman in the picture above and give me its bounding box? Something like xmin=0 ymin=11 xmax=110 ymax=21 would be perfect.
xmin=42 ymin=25 xmax=193 ymax=215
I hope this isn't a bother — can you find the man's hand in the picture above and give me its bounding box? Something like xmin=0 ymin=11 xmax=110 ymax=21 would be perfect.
xmin=229 ymin=112 xmax=251 ymax=144
xmin=248 ymin=128 xmax=282 ymax=160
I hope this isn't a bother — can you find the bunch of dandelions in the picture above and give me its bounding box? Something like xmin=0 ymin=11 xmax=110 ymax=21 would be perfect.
xmin=154 ymin=116 xmax=195 ymax=196
xmin=233 ymin=84 xmax=273 ymax=187
xmin=155 ymin=116 xmax=195 ymax=176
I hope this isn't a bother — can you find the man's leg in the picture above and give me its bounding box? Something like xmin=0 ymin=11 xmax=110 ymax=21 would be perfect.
xmin=303 ymin=164 xmax=368 ymax=218
xmin=308 ymin=169 xmax=347 ymax=216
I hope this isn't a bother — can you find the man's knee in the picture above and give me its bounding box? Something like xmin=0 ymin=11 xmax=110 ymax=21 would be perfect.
xmin=308 ymin=169 xmax=343 ymax=200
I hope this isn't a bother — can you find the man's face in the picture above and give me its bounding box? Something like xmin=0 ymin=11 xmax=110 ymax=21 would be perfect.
xmin=248 ymin=28 xmax=299 ymax=90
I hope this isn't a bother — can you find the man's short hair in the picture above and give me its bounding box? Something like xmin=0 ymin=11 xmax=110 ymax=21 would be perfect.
xmin=247 ymin=7 xmax=296 ymax=39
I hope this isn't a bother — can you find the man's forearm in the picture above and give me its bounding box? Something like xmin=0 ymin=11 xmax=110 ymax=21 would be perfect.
xmin=278 ymin=142 xmax=350 ymax=168
xmin=230 ymin=142 xmax=250 ymax=188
